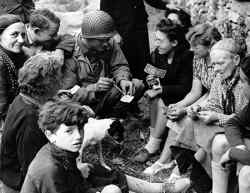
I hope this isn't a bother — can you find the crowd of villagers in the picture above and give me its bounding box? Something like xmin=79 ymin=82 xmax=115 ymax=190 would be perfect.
xmin=0 ymin=1 xmax=250 ymax=193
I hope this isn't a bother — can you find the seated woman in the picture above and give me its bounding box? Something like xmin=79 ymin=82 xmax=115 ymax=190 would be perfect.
xmin=0 ymin=53 xmax=63 ymax=192
xmin=166 ymin=38 xmax=250 ymax=193
xmin=0 ymin=14 xmax=27 ymax=131
xmin=21 ymin=99 xmax=191 ymax=193
xmin=143 ymin=23 xmax=221 ymax=175
xmin=211 ymin=56 xmax=250 ymax=193
xmin=133 ymin=19 xmax=193 ymax=162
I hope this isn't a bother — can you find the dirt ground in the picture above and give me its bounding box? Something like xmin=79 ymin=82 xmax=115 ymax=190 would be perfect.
xmin=81 ymin=110 xmax=194 ymax=193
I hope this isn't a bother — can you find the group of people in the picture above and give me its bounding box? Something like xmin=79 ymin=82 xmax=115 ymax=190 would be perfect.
xmin=0 ymin=1 xmax=249 ymax=193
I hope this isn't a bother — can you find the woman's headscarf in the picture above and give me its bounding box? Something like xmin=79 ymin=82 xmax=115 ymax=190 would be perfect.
xmin=0 ymin=14 xmax=22 ymax=34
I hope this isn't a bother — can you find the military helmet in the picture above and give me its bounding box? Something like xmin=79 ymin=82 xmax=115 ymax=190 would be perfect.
xmin=81 ymin=10 xmax=116 ymax=39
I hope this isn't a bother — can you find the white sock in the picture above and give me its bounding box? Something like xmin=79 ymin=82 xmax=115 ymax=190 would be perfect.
xmin=145 ymin=136 xmax=162 ymax=154
xmin=211 ymin=161 xmax=230 ymax=193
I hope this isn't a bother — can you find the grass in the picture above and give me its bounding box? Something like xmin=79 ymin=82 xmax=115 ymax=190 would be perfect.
xmin=81 ymin=117 xmax=172 ymax=182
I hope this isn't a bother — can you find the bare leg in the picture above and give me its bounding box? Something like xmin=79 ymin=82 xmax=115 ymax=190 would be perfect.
xmin=126 ymin=175 xmax=161 ymax=193
xmin=158 ymin=129 xmax=176 ymax=164
xmin=211 ymin=134 xmax=230 ymax=193
xmin=239 ymin=166 xmax=250 ymax=193
xmin=149 ymin=97 xmax=159 ymax=128
xmin=144 ymin=98 xmax=167 ymax=154
xmin=152 ymin=98 xmax=167 ymax=138
xmin=126 ymin=175 xmax=190 ymax=193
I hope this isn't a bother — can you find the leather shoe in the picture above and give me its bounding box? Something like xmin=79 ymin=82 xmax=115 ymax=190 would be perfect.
xmin=133 ymin=148 xmax=155 ymax=163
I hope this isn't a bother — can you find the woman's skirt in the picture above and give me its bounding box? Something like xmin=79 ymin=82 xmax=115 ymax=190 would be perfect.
xmin=167 ymin=116 xmax=224 ymax=176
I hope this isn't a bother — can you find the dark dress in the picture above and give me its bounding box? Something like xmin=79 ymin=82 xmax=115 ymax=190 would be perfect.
xmin=150 ymin=46 xmax=193 ymax=105
xmin=100 ymin=0 xmax=167 ymax=79
xmin=0 ymin=46 xmax=26 ymax=120
xmin=0 ymin=94 xmax=48 ymax=190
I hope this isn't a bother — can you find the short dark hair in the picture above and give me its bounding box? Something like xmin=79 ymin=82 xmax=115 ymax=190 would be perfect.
xmin=186 ymin=23 xmax=221 ymax=47
xmin=29 ymin=9 xmax=60 ymax=31
xmin=165 ymin=8 xmax=191 ymax=33
xmin=156 ymin=19 xmax=186 ymax=45
xmin=39 ymin=99 xmax=93 ymax=133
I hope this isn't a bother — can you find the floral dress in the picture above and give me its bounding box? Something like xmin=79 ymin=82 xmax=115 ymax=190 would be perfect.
xmin=192 ymin=55 xmax=215 ymax=91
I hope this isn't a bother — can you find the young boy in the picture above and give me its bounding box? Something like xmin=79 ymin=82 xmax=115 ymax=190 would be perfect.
xmin=21 ymin=99 xmax=191 ymax=193
xmin=20 ymin=99 xmax=126 ymax=193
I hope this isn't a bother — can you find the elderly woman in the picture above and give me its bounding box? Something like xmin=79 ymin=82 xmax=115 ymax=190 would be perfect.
xmin=211 ymin=56 xmax=250 ymax=193
xmin=167 ymin=38 xmax=250 ymax=193
xmin=0 ymin=53 xmax=62 ymax=193
xmin=143 ymin=23 xmax=221 ymax=175
xmin=133 ymin=19 xmax=193 ymax=163
xmin=0 ymin=14 xmax=26 ymax=128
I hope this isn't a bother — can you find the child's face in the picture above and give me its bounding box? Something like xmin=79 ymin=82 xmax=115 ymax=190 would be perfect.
xmin=52 ymin=124 xmax=82 ymax=152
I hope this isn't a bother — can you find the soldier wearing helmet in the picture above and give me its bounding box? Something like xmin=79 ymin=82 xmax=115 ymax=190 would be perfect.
xmin=62 ymin=10 xmax=144 ymax=118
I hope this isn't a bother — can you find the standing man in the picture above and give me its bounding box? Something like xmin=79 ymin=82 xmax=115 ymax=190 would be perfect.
xmin=100 ymin=0 xmax=168 ymax=79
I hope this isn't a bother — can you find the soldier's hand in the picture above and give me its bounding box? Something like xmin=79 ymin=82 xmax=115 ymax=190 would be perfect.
xmin=120 ymin=80 xmax=134 ymax=95
xmin=95 ymin=77 xmax=113 ymax=92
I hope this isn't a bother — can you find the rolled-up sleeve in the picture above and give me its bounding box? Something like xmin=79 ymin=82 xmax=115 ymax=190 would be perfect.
xmin=56 ymin=34 xmax=75 ymax=58
xmin=110 ymin=41 xmax=131 ymax=83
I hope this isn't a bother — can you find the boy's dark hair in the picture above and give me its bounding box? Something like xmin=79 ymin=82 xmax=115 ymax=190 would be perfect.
xmin=165 ymin=8 xmax=191 ymax=33
xmin=156 ymin=19 xmax=186 ymax=46
xmin=186 ymin=23 xmax=221 ymax=48
xmin=29 ymin=9 xmax=60 ymax=31
xmin=39 ymin=100 xmax=93 ymax=133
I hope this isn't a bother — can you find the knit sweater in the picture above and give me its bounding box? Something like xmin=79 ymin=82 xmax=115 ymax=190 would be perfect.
xmin=0 ymin=46 xmax=27 ymax=119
